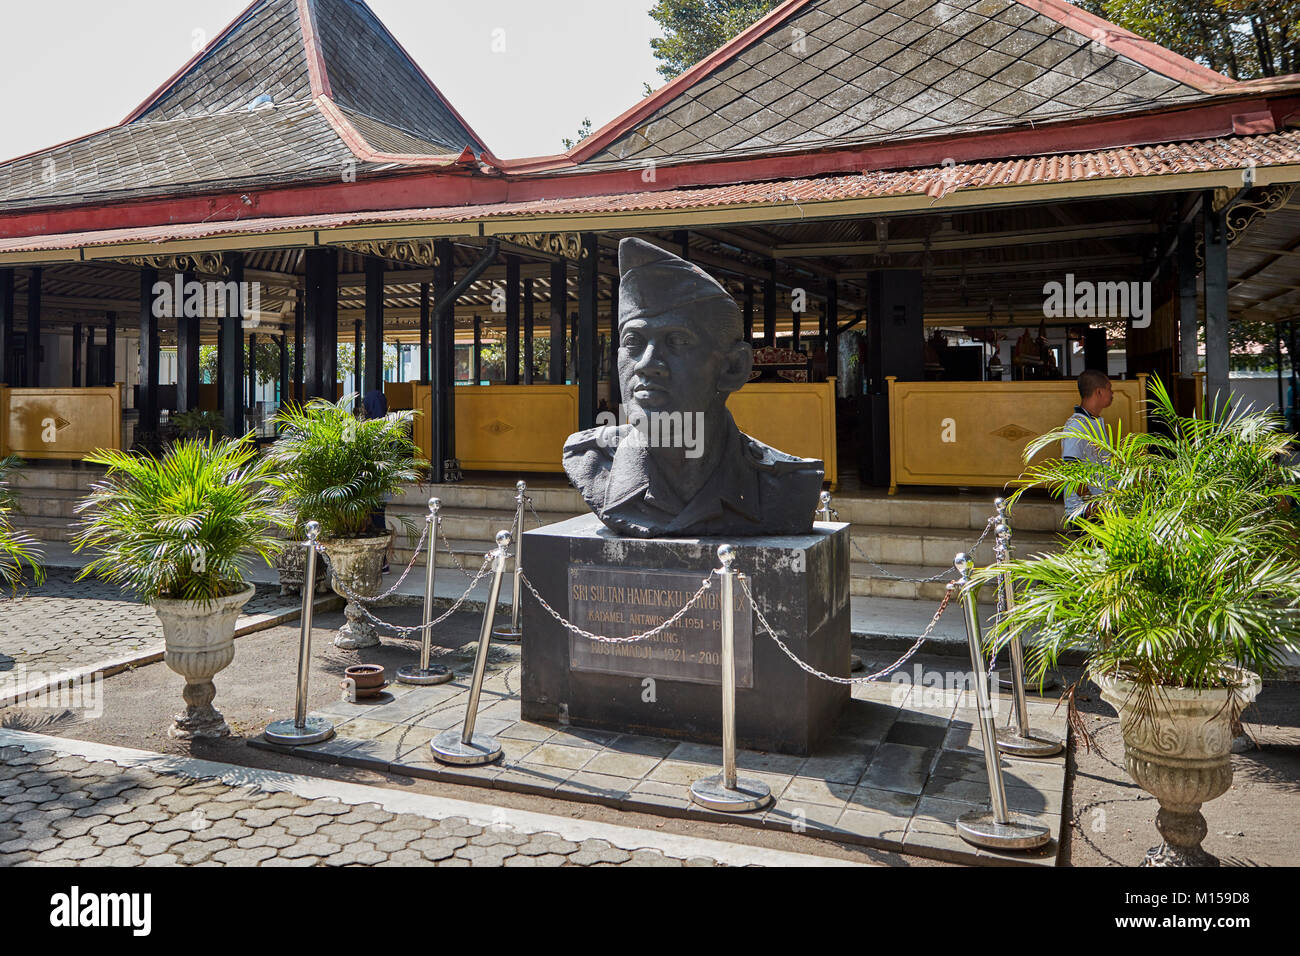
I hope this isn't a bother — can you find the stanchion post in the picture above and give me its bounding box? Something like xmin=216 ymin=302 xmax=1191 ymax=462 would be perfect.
xmin=493 ymin=481 xmax=526 ymax=641
xmin=264 ymin=522 xmax=335 ymax=745
xmin=816 ymin=490 xmax=836 ymax=522
xmin=430 ymin=529 xmax=510 ymax=766
xmin=994 ymin=497 xmax=1058 ymax=695
xmin=952 ymin=553 xmax=1051 ymax=851
xmin=992 ymin=513 xmax=1063 ymax=757
xmin=689 ymin=545 xmax=772 ymax=814
xmin=397 ymin=498 xmax=454 ymax=686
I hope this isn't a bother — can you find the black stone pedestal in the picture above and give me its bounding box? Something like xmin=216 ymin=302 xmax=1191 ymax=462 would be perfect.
xmin=520 ymin=515 xmax=851 ymax=756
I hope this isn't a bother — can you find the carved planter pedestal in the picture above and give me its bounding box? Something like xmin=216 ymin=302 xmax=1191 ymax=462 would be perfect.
xmin=153 ymin=585 xmax=255 ymax=739
xmin=321 ymin=534 xmax=391 ymax=650
xmin=275 ymin=541 xmax=332 ymax=597
xmin=1098 ymin=669 xmax=1261 ymax=867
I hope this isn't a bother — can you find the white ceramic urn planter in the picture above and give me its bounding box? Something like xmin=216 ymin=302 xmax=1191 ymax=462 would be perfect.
xmin=321 ymin=534 xmax=391 ymax=649
xmin=153 ymin=585 xmax=256 ymax=739
xmin=1098 ymin=669 xmax=1261 ymax=867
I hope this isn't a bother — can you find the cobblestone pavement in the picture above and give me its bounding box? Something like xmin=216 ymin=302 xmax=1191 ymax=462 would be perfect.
xmin=0 ymin=731 xmax=857 ymax=867
xmin=0 ymin=569 xmax=301 ymax=701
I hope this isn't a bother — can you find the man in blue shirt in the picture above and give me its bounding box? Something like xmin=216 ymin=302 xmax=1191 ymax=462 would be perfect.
xmin=1061 ymin=369 xmax=1113 ymax=522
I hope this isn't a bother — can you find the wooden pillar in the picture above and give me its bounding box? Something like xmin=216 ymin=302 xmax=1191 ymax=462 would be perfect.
xmin=138 ymin=267 xmax=159 ymax=435
xmin=430 ymin=239 xmax=455 ymax=478
xmin=0 ymin=269 xmax=13 ymax=384
xmin=505 ymin=254 xmax=520 ymax=385
xmin=523 ymin=277 xmax=535 ymax=385
xmin=472 ymin=315 xmax=482 ymax=383
xmin=1203 ymin=195 xmax=1229 ymax=410
xmin=826 ymin=278 xmax=839 ymax=384
xmin=549 ymin=259 xmax=566 ymax=384
xmin=105 ymin=312 xmax=116 ymax=387
xmin=608 ymin=273 xmax=621 ymax=407
xmin=304 ymin=248 xmax=338 ymax=401
xmin=85 ymin=326 xmax=97 ymax=387
xmin=26 ymin=267 xmax=42 ymax=387
xmin=419 ymin=282 xmax=431 ymax=384
xmin=278 ymin=333 xmax=289 ymax=403
xmin=743 ymin=279 xmax=754 ymax=344
xmin=578 ymin=232 xmax=599 ymax=428
xmin=221 ymin=254 xmax=245 ymax=438
xmin=364 ymin=257 xmax=384 ymax=396
xmin=71 ymin=325 xmax=82 ymax=390
xmin=1178 ymin=219 xmax=1198 ymax=378
xmin=763 ymin=262 xmax=777 ymax=343
xmin=176 ymin=271 xmax=200 ymax=411
xmin=293 ymin=291 xmax=304 ymax=399
xmin=675 ymin=230 xmax=691 ymax=261
xmin=248 ymin=332 xmax=258 ymax=410
xmin=353 ymin=319 xmax=363 ymax=396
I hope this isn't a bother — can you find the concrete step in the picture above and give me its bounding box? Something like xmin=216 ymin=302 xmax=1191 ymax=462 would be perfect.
xmin=828 ymin=494 xmax=1062 ymax=533
xmin=846 ymin=524 xmax=1059 ymax=567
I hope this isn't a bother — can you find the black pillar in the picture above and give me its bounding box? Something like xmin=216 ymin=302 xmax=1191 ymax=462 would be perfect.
xmin=71 ymin=323 xmax=82 ymax=388
xmin=763 ymin=263 xmax=777 ymax=343
xmin=1203 ymin=195 xmax=1229 ymax=408
xmin=505 ymin=254 xmax=520 ymax=385
xmin=865 ymin=271 xmax=923 ymax=392
xmin=26 ymin=267 xmax=42 ymax=387
xmin=608 ymin=274 xmax=621 ymax=407
xmin=364 ymin=257 xmax=383 ymax=396
xmin=293 ymin=291 xmax=304 ymax=400
xmin=577 ymin=232 xmax=599 ymax=427
xmin=549 ymin=259 xmax=566 ymax=384
xmin=248 ymin=332 xmax=259 ymax=411
xmin=138 ymin=267 xmax=159 ymax=435
xmin=278 ymin=333 xmax=289 ymax=404
xmin=472 ymin=315 xmax=482 ymax=383
xmin=1177 ymin=219 xmax=1198 ymax=378
xmin=304 ymin=248 xmax=338 ymax=401
xmin=826 ymin=278 xmax=838 ymax=382
xmin=419 ymin=281 xmax=431 ymax=384
xmin=743 ymin=279 xmax=754 ymax=344
xmin=431 ymin=239 xmax=455 ymax=480
xmin=85 ymin=327 xmax=97 ymax=387
xmin=176 ymin=271 xmax=200 ymax=411
xmin=353 ymin=319 xmax=363 ymax=397
xmin=675 ymin=230 xmax=691 ymax=261
xmin=221 ymin=254 xmax=245 ymax=438
xmin=105 ymin=312 xmax=117 ymax=386
xmin=0 ymin=269 xmax=13 ymax=384
xmin=523 ymin=277 xmax=535 ymax=385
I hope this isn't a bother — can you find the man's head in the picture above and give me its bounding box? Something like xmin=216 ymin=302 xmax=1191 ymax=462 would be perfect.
xmin=1077 ymin=369 xmax=1113 ymax=415
xmin=616 ymin=238 xmax=752 ymax=415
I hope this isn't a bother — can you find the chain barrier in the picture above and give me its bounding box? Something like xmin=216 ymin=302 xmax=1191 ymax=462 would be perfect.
xmin=518 ymin=570 xmax=716 ymax=644
xmin=848 ymin=515 xmax=996 ymax=584
xmin=309 ymin=522 xmax=430 ymax=603
xmin=740 ymin=574 xmax=954 ymax=685
xmin=438 ymin=520 xmax=479 ymax=582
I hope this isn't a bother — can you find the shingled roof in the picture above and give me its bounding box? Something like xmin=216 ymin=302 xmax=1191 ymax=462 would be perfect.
xmin=570 ymin=0 xmax=1232 ymax=170
xmin=0 ymin=0 xmax=488 ymax=210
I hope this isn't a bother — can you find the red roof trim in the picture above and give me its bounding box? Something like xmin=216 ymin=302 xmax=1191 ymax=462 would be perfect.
xmin=1014 ymin=0 xmax=1229 ymax=93
xmin=122 ymin=0 xmax=269 ymax=124
xmin=567 ymin=0 xmax=816 ymax=164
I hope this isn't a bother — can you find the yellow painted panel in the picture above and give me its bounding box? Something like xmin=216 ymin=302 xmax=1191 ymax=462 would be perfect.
xmin=728 ymin=379 xmax=837 ymax=487
xmin=410 ymin=384 xmax=578 ymax=473
xmin=384 ymin=382 xmax=414 ymax=410
xmin=3 ymin=387 xmax=122 ymax=460
xmin=887 ymin=376 xmax=1146 ymax=493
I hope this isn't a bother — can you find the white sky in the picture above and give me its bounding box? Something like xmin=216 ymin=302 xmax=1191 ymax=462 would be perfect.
xmin=0 ymin=0 xmax=663 ymax=164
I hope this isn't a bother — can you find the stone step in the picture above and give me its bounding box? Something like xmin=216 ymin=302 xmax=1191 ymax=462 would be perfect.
xmin=846 ymin=524 xmax=1059 ymax=567
xmin=828 ymin=494 xmax=1062 ymax=533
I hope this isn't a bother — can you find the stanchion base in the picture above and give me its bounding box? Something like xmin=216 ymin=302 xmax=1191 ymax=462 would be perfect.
xmin=996 ymin=728 xmax=1064 ymax=758
xmin=491 ymin=624 xmax=521 ymax=642
xmin=264 ymin=716 xmax=335 ymax=747
xmin=689 ymin=774 xmax=772 ymax=813
xmin=430 ymin=729 xmax=502 ymax=766
xmin=1000 ymin=675 xmax=1059 ymax=693
xmin=395 ymin=664 xmax=454 ymax=686
xmin=956 ymin=810 xmax=1052 ymax=851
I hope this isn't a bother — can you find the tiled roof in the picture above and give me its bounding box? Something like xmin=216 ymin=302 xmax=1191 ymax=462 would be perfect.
xmin=1 ymin=130 xmax=1292 ymax=255
xmin=575 ymin=0 xmax=1228 ymax=170
xmin=0 ymin=0 xmax=486 ymax=210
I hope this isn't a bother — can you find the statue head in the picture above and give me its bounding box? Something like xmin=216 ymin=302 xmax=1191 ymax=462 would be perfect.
xmin=616 ymin=238 xmax=753 ymax=418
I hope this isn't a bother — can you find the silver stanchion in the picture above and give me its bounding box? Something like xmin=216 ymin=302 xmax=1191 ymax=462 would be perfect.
xmin=816 ymin=490 xmax=837 ymax=521
xmin=993 ymin=497 xmax=1059 ymax=696
xmin=397 ymin=498 xmax=454 ymax=686
xmin=689 ymin=545 xmax=772 ymax=814
xmin=492 ymin=480 xmax=526 ymax=641
xmin=265 ymin=521 xmax=335 ymax=745
xmin=992 ymin=517 xmax=1063 ymax=758
xmin=952 ymin=553 xmax=1051 ymax=851
xmin=430 ymin=529 xmax=510 ymax=766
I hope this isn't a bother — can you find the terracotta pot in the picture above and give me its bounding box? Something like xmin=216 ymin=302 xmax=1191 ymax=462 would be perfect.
xmin=320 ymin=533 xmax=391 ymax=650
xmin=275 ymin=541 xmax=332 ymax=597
xmin=345 ymin=664 xmax=387 ymax=699
xmin=1098 ymin=668 xmax=1261 ymax=867
xmin=152 ymin=585 xmax=256 ymax=739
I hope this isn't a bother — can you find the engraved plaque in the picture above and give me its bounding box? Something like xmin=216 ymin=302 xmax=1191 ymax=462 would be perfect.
xmin=568 ymin=566 xmax=753 ymax=687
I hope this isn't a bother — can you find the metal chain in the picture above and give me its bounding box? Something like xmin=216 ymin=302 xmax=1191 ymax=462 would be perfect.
xmin=525 ymin=495 xmax=545 ymax=529
xmin=438 ymin=519 xmax=479 ymax=581
xmin=517 ymin=570 xmax=716 ymax=644
xmin=740 ymin=574 xmax=954 ymax=684
xmin=849 ymin=515 xmax=996 ymax=583
xmin=311 ymin=521 xmax=429 ymax=603
xmin=320 ymin=551 xmax=494 ymax=637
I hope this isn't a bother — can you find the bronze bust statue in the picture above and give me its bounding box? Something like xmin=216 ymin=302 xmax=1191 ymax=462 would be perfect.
xmin=562 ymin=237 xmax=824 ymax=538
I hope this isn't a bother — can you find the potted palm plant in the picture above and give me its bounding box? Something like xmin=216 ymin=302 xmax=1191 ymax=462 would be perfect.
xmin=980 ymin=378 xmax=1300 ymax=866
xmin=267 ymin=394 xmax=422 ymax=649
xmin=73 ymin=435 xmax=288 ymax=738
xmin=0 ymin=456 xmax=45 ymax=593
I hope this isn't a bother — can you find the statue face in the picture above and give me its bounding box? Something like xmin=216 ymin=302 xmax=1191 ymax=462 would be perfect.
xmin=618 ymin=314 xmax=727 ymax=416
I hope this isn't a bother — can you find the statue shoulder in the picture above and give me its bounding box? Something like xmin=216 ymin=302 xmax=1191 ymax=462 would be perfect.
xmin=738 ymin=431 xmax=825 ymax=479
